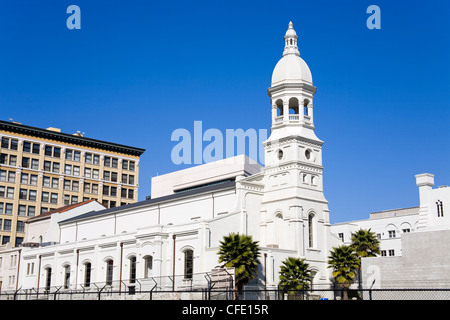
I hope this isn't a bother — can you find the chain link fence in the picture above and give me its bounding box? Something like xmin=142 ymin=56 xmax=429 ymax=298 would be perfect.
xmin=2 ymin=287 xmax=450 ymax=301
xmin=1 ymin=268 xmax=449 ymax=300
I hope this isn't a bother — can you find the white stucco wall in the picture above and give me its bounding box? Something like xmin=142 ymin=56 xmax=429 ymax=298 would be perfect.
xmin=331 ymin=208 xmax=420 ymax=257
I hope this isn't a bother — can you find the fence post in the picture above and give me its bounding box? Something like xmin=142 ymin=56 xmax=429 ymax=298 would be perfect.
xmin=53 ymin=287 xmax=62 ymax=300
xmin=98 ymin=284 xmax=107 ymax=300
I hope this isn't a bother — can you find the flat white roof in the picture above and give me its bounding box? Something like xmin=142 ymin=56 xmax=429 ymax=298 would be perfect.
xmin=151 ymin=154 xmax=263 ymax=198
xmin=369 ymin=206 xmax=419 ymax=219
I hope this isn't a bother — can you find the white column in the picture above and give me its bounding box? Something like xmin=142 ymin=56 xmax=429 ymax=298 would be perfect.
xmin=267 ymin=251 xmax=275 ymax=287
xmin=271 ymin=105 xmax=277 ymax=126
xmin=415 ymin=173 xmax=434 ymax=229
xmin=153 ymin=238 xmax=164 ymax=279
xmin=260 ymin=210 xmax=268 ymax=246
xmin=289 ymin=205 xmax=303 ymax=256
xmin=283 ymin=100 xmax=289 ymax=122
xmin=308 ymin=102 xmax=313 ymax=123
xmin=198 ymin=222 xmax=210 ymax=272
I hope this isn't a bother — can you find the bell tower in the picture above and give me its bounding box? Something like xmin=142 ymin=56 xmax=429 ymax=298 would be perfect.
xmin=264 ymin=21 xmax=321 ymax=169
xmin=259 ymin=22 xmax=330 ymax=287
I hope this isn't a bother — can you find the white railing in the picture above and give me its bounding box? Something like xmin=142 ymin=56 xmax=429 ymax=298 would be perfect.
xmin=274 ymin=115 xmax=305 ymax=124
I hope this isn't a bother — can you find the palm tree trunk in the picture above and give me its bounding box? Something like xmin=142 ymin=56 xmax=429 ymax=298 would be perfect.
xmin=343 ymin=288 xmax=349 ymax=300
xmin=235 ymin=283 xmax=242 ymax=300
xmin=358 ymin=266 xmax=362 ymax=298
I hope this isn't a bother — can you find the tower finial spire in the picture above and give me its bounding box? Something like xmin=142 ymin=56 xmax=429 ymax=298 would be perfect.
xmin=283 ymin=21 xmax=300 ymax=57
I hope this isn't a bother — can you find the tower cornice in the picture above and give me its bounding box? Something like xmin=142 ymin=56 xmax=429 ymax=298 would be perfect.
xmin=263 ymin=135 xmax=324 ymax=148
xmin=267 ymin=82 xmax=317 ymax=97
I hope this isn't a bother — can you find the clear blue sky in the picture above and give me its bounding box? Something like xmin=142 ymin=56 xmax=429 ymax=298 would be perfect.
xmin=1 ymin=0 xmax=449 ymax=223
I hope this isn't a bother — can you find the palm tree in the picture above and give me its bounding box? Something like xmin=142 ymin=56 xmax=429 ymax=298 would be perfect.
xmin=279 ymin=257 xmax=312 ymax=299
xmin=327 ymin=245 xmax=360 ymax=300
xmin=350 ymin=228 xmax=380 ymax=292
xmin=350 ymin=228 xmax=380 ymax=258
xmin=217 ymin=233 xmax=261 ymax=296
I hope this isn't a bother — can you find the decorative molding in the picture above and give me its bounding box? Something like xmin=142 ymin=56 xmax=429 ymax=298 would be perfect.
xmin=0 ymin=133 xmax=141 ymax=162
xmin=267 ymin=82 xmax=317 ymax=96
xmin=0 ymin=120 xmax=145 ymax=156
xmin=264 ymin=136 xmax=322 ymax=149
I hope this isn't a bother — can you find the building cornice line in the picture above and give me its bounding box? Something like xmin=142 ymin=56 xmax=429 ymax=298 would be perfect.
xmin=0 ymin=120 xmax=145 ymax=157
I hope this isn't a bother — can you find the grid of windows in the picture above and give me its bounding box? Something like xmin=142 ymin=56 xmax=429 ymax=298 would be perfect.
xmin=65 ymin=149 xmax=81 ymax=162
xmin=0 ymin=169 xmax=16 ymax=183
xmin=0 ymin=202 xmax=13 ymax=215
xmin=44 ymin=145 xmax=61 ymax=158
xmin=0 ymin=186 xmax=15 ymax=198
xmin=63 ymin=194 xmax=79 ymax=205
xmin=23 ymin=141 xmax=40 ymax=155
xmin=1 ymin=137 xmax=18 ymax=150
xmin=1 ymin=132 xmax=142 ymax=247
xmin=0 ymin=153 xmax=17 ymax=166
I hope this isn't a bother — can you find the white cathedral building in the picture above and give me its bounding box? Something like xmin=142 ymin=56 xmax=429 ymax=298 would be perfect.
xmin=8 ymin=22 xmax=335 ymax=294
xmin=1 ymin=23 xmax=448 ymax=298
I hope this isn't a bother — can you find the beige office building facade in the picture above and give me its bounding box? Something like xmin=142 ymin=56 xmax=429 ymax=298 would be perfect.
xmin=0 ymin=120 xmax=145 ymax=247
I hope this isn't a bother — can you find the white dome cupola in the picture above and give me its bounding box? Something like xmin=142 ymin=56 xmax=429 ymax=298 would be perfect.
xmin=283 ymin=21 xmax=300 ymax=57
xmin=264 ymin=22 xmax=323 ymax=169
xmin=271 ymin=21 xmax=313 ymax=86
xmin=268 ymin=21 xmax=317 ymax=130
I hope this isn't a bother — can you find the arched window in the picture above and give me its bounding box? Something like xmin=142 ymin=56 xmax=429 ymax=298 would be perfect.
xmin=308 ymin=213 xmax=314 ymax=248
xmin=106 ymin=259 xmax=114 ymax=285
xmin=44 ymin=267 xmax=52 ymax=292
xmin=129 ymin=256 xmax=137 ymax=283
xmin=144 ymin=256 xmax=153 ymax=278
xmin=275 ymin=213 xmax=284 ymax=246
xmin=64 ymin=265 xmax=71 ymax=289
xmin=289 ymin=97 xmax=299 ymax=114
xmin=310 ymin=270 xmax=317 ymax=290
xmin=184 ymin=250 xmax=194 ymax=279
xmin=275 ymin=99 xmax=283 ymax=116
xmin=303 ymin=99 xmax=310 ymax=116
xmin=302 ymin=173 xmax=308 ymax=184
xmin=84 ymin=262 xmax=92 ymax=287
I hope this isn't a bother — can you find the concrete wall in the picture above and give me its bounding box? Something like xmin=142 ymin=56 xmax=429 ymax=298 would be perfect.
xmin=361 ymin=229 xmax=450 ymax=289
